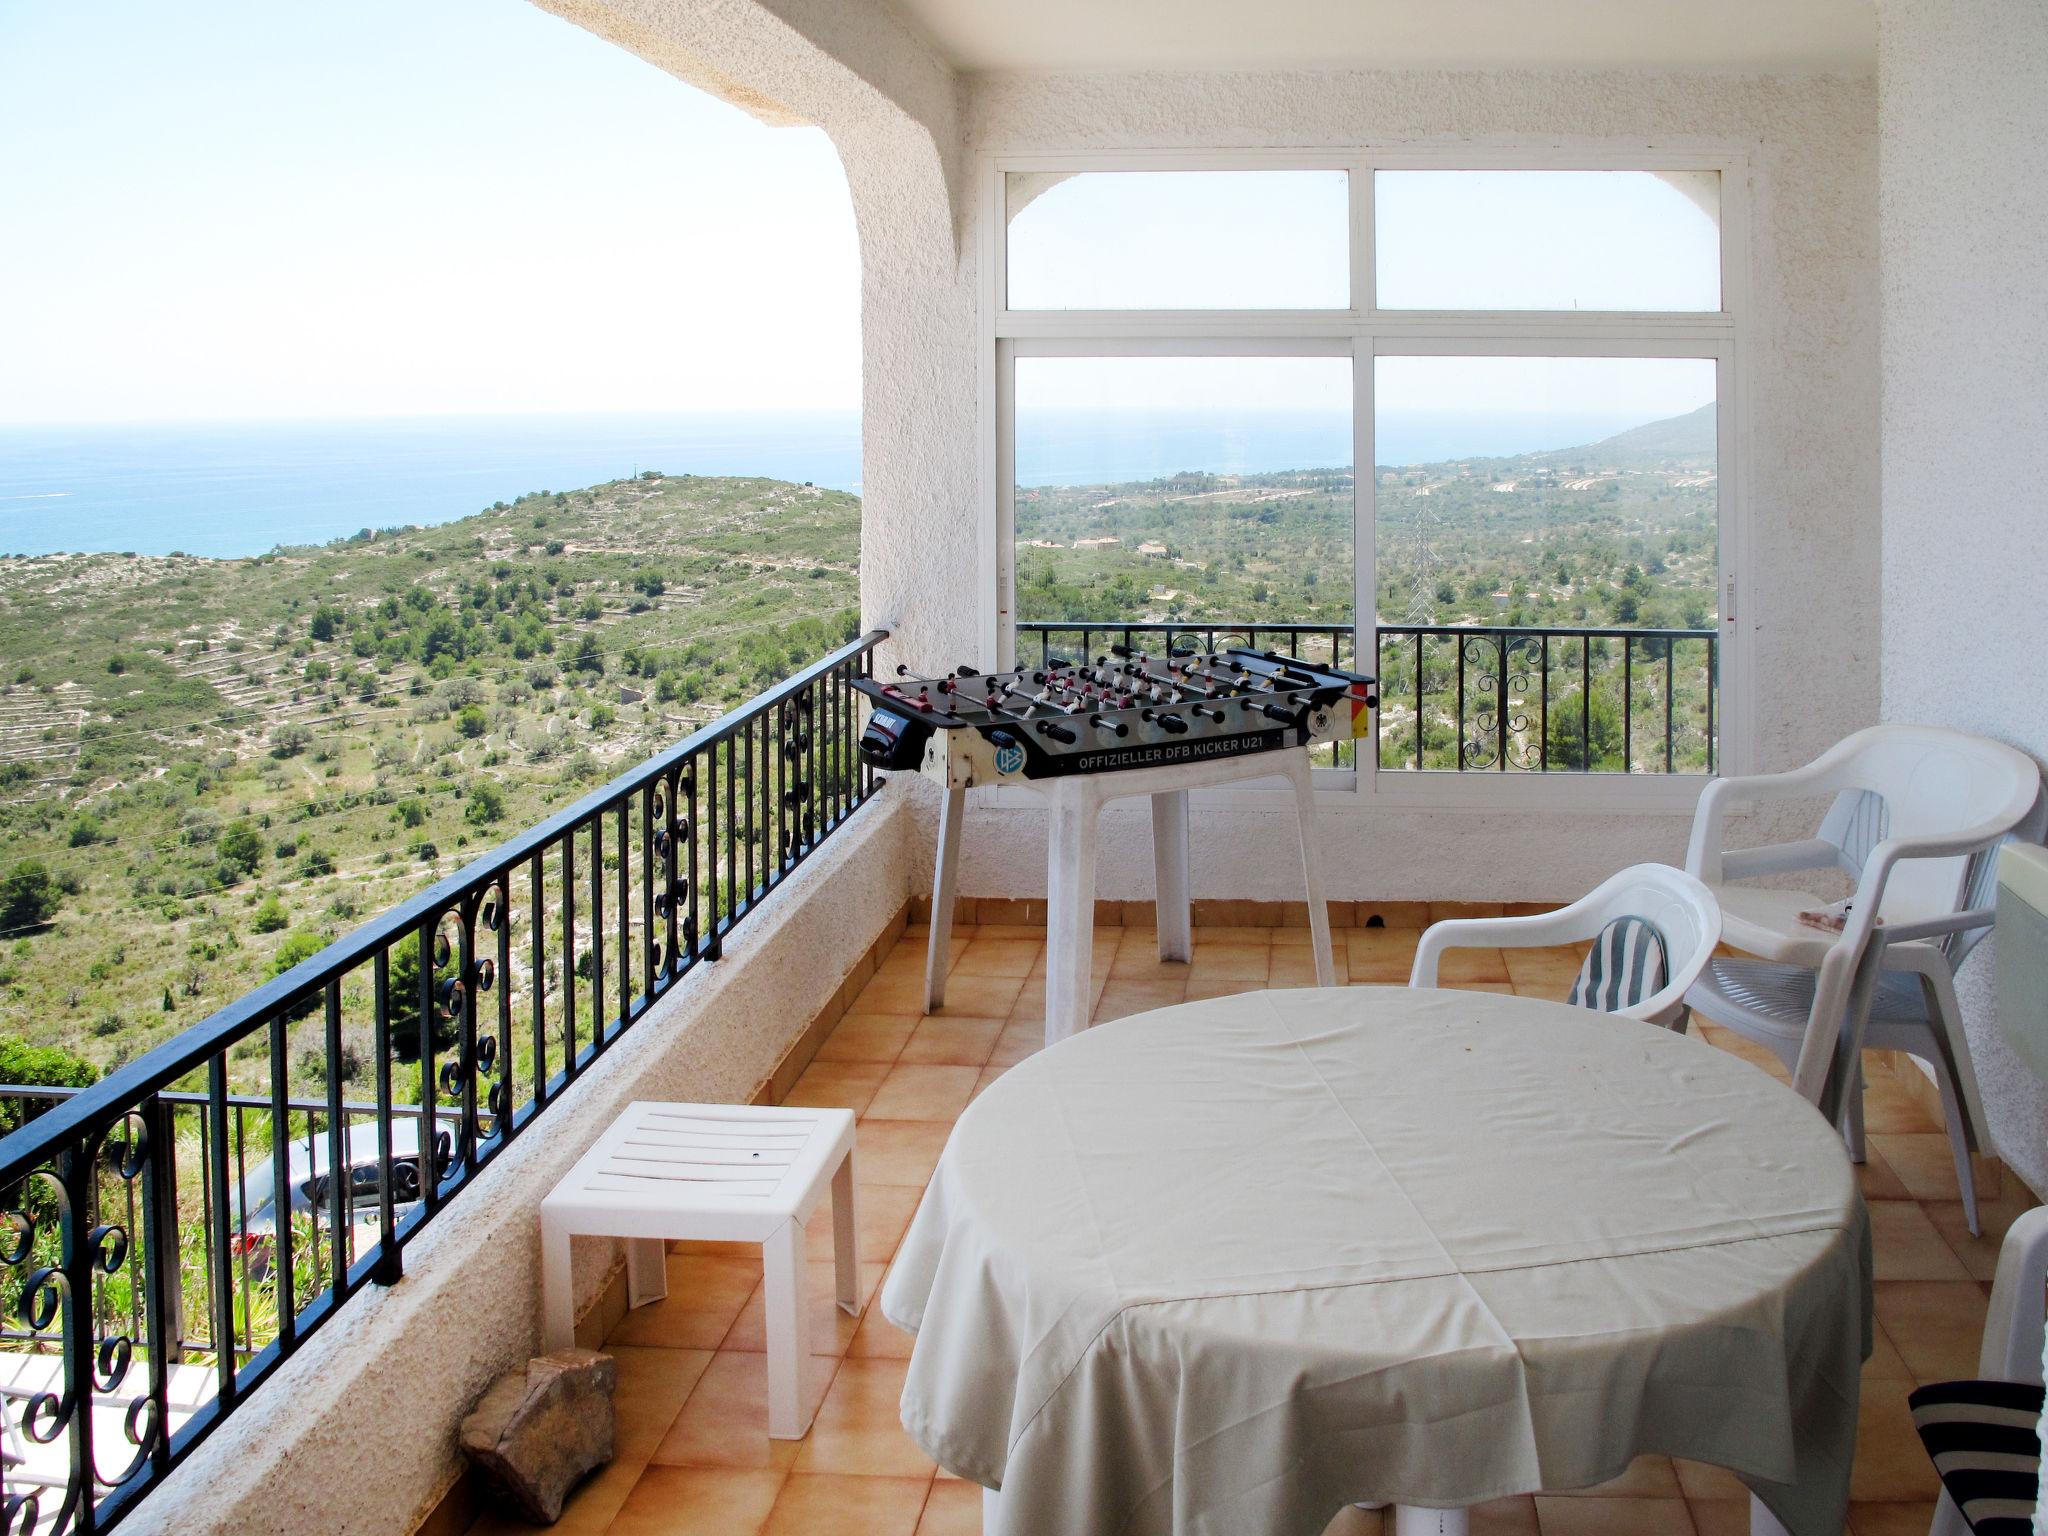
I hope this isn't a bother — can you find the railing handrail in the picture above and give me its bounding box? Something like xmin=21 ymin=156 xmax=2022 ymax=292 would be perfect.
xmin=0 ymin=628 xmax=889 ymax=1190
xmin=1377 ymin=622 xmax=1715 ymax=641
xmin=1018 ymin=619 xmax=1717 ymax=643
xmin=0 ymin=1084 xmax=423 ymax=1116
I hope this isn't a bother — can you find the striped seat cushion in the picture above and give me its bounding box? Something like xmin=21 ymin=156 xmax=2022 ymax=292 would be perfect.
xmin=1565 ymin=915 xmax=1669 ymax=1013
xmin=1909 ymin=1379 xmax=2043 ymax=1535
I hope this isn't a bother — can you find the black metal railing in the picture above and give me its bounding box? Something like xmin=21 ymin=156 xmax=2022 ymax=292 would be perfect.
xmin=0 ymin=630 xmax=885 ymax=1535
xmin=1375 ymin=624 xmax=1716 ymax=774
xmin=1016 ymin=620 xmax=1717 ymax=775
xmin=1017 ymin=622 xmax=1360 ymax=767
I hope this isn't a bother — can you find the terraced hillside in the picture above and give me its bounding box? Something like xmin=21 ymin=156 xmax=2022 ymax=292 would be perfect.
xmin=0 ymin=473 xmax=859 ymax=1077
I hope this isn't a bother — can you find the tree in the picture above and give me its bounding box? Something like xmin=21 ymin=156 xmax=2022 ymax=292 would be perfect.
xmin=456 ymin=705 xmax=488 ymax=739
xmin=266 ymin=929 xmax=329 ymax=1021
xmin=1545 ymin=688 xmax=1627 ymax=771
xmin=219 ymin=819 xmax=264 ymax=879
xmin=386 ymin=932 xmax=458 ymax=1063
xmin=0 ymin=1038 xmax=95 ymax=1129
xmin=309 ymin=606 xmax=342 ymax=642
xmin=465 ymin=781 xmax=505 ymax=829
xmin=572 ymin=634 xmax=604 ymax=676
xmin=1 ymin=860 xmax=59 ymax=931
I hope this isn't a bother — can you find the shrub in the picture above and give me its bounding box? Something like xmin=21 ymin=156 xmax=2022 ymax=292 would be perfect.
xmin=456 ymin=705 xmax=488 ymax=739
xmin=67 ymin=814 xmax=103 ymax=848
xmin=464 ymin=781 xmax=505 ymax=829
xmin=218 ymin=819 xmax=264 ymax=878
xmin=251 ymin=894 xmax=289 ymax=934
xmin=0 ymin=1037 xmax=95 ymax=1137
xmin=0 ymin=860 xmax=59 ymax=931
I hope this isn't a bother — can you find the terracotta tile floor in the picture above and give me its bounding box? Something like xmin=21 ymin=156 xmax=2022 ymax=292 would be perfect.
xmin=474 ymin=922 xmax=2038 ymax=1536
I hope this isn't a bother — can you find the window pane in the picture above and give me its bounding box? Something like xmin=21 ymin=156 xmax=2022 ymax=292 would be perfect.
xmin=1371 ymin=356 xmax=1719 ymax=773
xmin=1006 ymin=171 xmax=1350 ymax=310
xmin=1012 ymin=357 xmax=1356 ymax=753
xmin=1375 ymin=171 xmax=1720 ymax=312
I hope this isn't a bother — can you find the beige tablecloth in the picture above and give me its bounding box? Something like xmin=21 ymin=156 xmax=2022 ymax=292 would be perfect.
xmin=881 ymin=986 xmax=1870 ymax=1536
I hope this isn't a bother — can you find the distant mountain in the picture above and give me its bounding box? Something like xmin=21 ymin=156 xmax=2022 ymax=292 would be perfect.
xmin=1552 ymin=403 xmax=1717 ymax=466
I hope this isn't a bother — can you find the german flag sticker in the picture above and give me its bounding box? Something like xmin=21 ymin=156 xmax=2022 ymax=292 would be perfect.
xmin=1349 ymin=682 xmax=1373 ymax=740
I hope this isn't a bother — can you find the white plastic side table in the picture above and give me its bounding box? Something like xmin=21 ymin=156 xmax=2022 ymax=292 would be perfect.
xmin=540 ymin=1102 xmax=858 ymax=1439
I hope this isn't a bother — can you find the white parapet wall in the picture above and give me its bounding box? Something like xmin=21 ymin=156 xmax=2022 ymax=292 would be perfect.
xmin=140 ymin=784 xmax=916 ymax=1536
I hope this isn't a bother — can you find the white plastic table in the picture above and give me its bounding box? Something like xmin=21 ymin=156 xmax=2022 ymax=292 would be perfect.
xmin=923 ymin=746 xmax=1336 ymax=1046
xmin=881 ymin=987 xmax=1871 ymax=1536
xmin=540 ymin=1102 xmax=858 ymax=1439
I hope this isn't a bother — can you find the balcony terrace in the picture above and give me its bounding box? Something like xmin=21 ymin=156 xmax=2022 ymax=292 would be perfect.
xmin=456 ymin=914 xmax=2033 ymax=1536
xmin=2 ymin=0 xmax=2043 ymax=1531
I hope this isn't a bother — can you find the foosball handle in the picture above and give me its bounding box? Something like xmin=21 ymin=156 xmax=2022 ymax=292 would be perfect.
xmin=1143 ymin=710 xmax=1189 ymax=735
xmin=1035 ymin=720 xmax=1078 ymax=745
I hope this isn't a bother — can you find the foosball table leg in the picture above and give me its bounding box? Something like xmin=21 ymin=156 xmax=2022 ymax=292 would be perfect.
xmin=1045 ymin=781 xmax=1101 ymax=1047
xmin=1151 ymin=789 xmax=1192 ymax=964
xmin=926 ymin=783 xmax=966 ymax=1012
xmin=1288 ymin=751 xmax=1338 ymax=987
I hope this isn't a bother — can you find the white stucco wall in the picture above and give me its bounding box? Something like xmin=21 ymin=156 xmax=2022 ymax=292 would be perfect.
xmin=930 ymin=68 xmax=1880 ymax=902
xmin=1876 ymin=0 xmax=2048 ymax=1196
xmin=143 ymin=788 xmax=916 ymax=1535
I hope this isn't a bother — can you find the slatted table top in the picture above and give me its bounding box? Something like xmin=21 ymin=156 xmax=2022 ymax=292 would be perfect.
xmin=543 ymin=1102 xmax=855 ymax=1239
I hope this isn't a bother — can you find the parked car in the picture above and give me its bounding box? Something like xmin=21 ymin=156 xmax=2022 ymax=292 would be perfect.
xmin=228 ymin=1118 xmax=451 ymax=1274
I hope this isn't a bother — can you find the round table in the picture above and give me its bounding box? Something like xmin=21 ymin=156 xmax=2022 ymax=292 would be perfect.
xmin=880 ymin=987 xmax=1870 ymax=1536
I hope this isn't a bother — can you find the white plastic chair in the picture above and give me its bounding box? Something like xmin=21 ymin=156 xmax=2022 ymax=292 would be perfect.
xmin=1683 ymin=725 xmax=2043 ymax=1230
xmin=1911 ymin=1206 xmax=2048 ymax=1536
xmin=1912 ymin=841 xmax=2048 ymax=1536
xmin=1409 ymin=863 xmax=1721 ymax=1028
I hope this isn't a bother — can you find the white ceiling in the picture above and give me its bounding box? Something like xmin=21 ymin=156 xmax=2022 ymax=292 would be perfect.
xmin=892 ymin=0 xmax=1876 ymax=75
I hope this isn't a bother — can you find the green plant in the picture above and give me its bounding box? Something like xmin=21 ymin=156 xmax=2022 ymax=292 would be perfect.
xmin=465 ymin=781 xmax=505 ymax=828
xmin=1 ymin=860 xmax=59 ymax=931
xmin=251 ymin=894 xmax=289 ymax=934
xmin=219 ymin=819 xmax=264 ymax=879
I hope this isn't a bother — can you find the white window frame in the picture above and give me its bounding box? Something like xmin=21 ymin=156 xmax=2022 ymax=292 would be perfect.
xmin=977 ymin=147 xmax=1751 ymax=813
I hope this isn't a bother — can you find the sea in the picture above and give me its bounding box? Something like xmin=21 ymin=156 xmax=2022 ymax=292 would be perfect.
xmin=0 ymin=407 xmax=1651 ymax=559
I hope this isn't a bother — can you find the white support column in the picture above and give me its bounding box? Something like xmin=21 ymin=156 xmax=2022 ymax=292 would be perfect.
xmin=1288 ymin=751 xmax=1337 ymax=987
xmin=830 ymin=1148 xmax=861 ymax=1315
xmin=625 ymin=1237 xmax=668 ymax=1310
xmin=540 ymin=1219 xmax=576 ymax=1353
xmin=762 ymin=1218 xmax=812 ymax=1439
xmin=926 ymin=783 xmax=966 ymax=1011
xmin=1045 ymin=780 xmax=1101 ymax=1046
xmin=1394 ymin=1508 xmax=1468 ymax=1536
xmin=1152 ymin=789 xmax=1192 ymax=963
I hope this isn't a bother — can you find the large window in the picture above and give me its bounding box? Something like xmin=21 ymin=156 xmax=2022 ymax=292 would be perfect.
xmin=988 ymin=154 xmax=1741 ymax=789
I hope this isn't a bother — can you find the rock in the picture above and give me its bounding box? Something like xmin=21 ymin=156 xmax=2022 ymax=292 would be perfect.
xmin=460 ymin=1349 xmax=618 ymax=1524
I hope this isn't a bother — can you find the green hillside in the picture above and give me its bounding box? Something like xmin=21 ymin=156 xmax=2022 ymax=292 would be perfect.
xmin=0 ymin=474 xmax=859 ymax=1075
xmin=1013 ymin=407 xmax=1721 ymax=773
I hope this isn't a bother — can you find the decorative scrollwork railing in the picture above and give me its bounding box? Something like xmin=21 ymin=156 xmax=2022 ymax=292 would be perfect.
xmin=0 ymin=630 xmax=885 ymax=1533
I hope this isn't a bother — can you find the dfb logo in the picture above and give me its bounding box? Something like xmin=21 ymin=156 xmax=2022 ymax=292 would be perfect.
xmin=993 ymin=742 xmax=1026 ymax=777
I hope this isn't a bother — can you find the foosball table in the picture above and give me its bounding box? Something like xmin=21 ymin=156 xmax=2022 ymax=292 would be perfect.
xmin=855 ymin=644 xmax=1376 ymax=1044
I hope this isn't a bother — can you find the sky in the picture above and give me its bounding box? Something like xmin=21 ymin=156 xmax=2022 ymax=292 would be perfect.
xmin=0 ymin=0 xmax=862 ymax=422
xmin=0 ymin=3 xmax=1720 ymax=428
